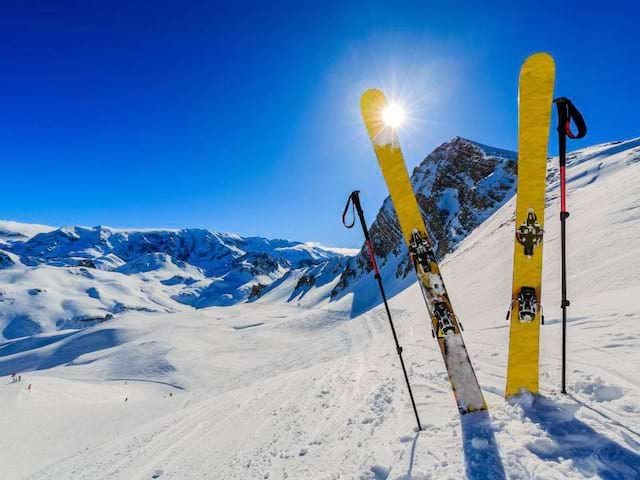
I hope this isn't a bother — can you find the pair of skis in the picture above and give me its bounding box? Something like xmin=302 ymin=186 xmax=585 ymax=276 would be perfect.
xmin=360 ymin=53 xmax=585 ymax=412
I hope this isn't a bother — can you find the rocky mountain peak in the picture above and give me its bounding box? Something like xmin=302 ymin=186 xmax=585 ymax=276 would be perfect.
xmin=333 ymin=137 xmax=517 ymax=298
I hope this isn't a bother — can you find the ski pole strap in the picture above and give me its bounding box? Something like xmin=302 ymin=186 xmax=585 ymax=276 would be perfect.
xmin=554 ymin=97 xmax=587 ymax=140
xmin=342 ymin=191 xmax=358 ymax=229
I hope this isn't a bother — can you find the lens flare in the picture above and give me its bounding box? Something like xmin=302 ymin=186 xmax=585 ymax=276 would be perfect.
xmin=382 ymin=103 xmax=406 ymax=128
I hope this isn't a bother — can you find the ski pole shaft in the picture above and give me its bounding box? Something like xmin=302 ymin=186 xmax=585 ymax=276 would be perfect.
xmin=553 ymin=97 xmax=587 ymax=395
xmin=342 ymin=190 xmax=422 ymax=431
xmin=555 ymin=98 xmax=569 ymax=395
xmin=560 ymin=154 xmax=568 ymax=395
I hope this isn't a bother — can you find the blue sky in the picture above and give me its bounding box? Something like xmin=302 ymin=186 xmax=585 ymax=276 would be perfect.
xmin=1 ymin=1 xmax=638 ymax=247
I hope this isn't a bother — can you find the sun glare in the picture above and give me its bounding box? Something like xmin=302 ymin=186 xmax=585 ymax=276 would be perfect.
xmin=382 ymin=103 xmax=406 ymax=128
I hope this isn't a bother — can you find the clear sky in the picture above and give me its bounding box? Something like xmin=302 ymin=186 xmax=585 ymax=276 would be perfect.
xmin=1 ymin=1 xmax=638 ymax=247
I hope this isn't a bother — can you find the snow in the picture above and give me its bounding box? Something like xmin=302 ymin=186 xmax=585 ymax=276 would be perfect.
xmin=0 ymin=220 xmax=55 ymax=236
xmin=437 ymin=188 xmax=463 ymax=239
xmin=305 ymin=242 xmax=360 ymax=257
xmin=0 ymin=220 xmax=55 ymax=244
xmin=1 ymin=137 xmax=640 ymax=479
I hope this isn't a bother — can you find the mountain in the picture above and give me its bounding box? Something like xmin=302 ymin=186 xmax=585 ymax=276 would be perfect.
xmin=0 ymin=226 xmax=348 ymax=339
xmin=332 ymin=136 xmax=517 ymax=312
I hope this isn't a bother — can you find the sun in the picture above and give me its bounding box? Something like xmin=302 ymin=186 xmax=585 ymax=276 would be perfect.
xmin=381 ymin=103 xmax=406 ymax=128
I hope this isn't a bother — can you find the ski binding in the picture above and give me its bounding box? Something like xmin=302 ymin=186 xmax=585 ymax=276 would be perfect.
xmin=434 ymin=302 xmax=456 ymax=336
xmin=408 ymin=229 xmax=436 ymax=272
xmin=516 ymin=208 xmax=543 ymax=257
xmin=517 ymin=286 xmax=538 ymax=322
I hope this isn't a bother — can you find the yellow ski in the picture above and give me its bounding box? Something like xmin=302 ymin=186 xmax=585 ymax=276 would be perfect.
xmin=505 ymin=53 xmax=555 ymax=397
xmin=361 ymin=89 xmax=486 ymax=414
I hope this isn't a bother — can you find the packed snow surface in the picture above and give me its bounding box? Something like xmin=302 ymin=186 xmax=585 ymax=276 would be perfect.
xmin=1 ymin=138 xmax=640 ymax=479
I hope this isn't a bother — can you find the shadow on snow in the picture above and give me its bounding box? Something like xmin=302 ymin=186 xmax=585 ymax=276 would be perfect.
xmin=334 ymin=263 xmax=416 ymax=319
xmin=461 ymin=410 xmax=507 ymax=480
xmin=568 ymin=393 xmax=640 ymax=440
xmin=521 ymin=395 xmax=640 ymax=479
xmin=0 ymin=330 xmax=78 ymax=358
xmin=0 ymin=328 xmax=122 ymax=377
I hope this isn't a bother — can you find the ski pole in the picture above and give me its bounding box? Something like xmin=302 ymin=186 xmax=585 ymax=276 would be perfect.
xmin=342 ymin=190 xmax=422 ymax=431
xmin=553 ymin=97 xmax=587 ymax=395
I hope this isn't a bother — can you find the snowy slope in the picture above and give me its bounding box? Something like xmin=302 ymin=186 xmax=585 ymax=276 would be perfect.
xmin=1 ymin=137 xmax=640 ymax=479
xmin=0 ymin=220 xmax=55 ymax=243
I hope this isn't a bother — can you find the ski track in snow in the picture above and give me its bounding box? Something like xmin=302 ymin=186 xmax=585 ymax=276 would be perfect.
xmin=1 ymin=138 xmax=640 ymax=479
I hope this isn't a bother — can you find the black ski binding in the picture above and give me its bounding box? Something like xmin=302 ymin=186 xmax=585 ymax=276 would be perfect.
xmin=433 ymin=302 xmax=456 ymax=336
xmin=517 ymin=287 xmax=538 ymax=322
xmin=409 ymin=229 xmax=436 ymax=272
xmin=516 ymin=208 xmax=543 ymax=257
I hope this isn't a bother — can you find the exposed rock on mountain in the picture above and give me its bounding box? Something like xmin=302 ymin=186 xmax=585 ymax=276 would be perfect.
xmin=0 ymin=252 xmax=15 ymax=270
xmin=333 ymin=137 xmax=517 ymax=297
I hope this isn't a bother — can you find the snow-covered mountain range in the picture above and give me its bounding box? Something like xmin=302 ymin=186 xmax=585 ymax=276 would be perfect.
xmin=0 ymin=225 xmax=349 ymax=339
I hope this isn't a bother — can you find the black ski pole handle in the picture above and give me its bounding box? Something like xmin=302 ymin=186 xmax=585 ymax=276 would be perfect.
xmin=342 ymin=190 xmax=379 ymax=274
xmin=342 ymin=191 xmax=371 ymax=241
xmin=554 ymin=97 xmax=587 ymax=140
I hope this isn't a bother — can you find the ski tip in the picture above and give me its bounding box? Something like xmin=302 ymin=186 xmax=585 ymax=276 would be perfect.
xmin=360 ymin=89 xmax=387 ymax=119
xmin=360 ymin=88 xmax=386 ymax=107
xmin=521 ymin=52 xmax=555 ymax=74
xmin=360 ymin=89 xmax=388 ymax=140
